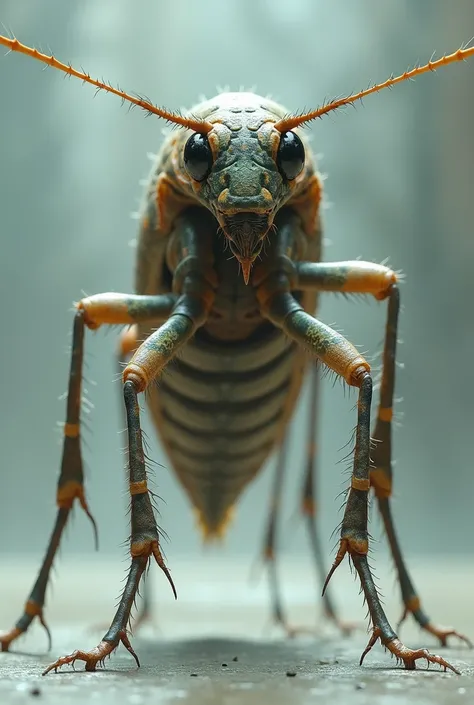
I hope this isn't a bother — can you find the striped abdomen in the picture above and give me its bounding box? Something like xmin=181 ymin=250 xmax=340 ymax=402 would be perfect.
xmin=144 ymin=245 xmax=309 ymax=538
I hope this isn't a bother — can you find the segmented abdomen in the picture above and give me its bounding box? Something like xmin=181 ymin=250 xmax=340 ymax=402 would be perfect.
xmin=147 ymin=306 xmax=301 ymax=537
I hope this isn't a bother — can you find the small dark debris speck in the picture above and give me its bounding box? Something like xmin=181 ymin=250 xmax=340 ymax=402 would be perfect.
xmin=30 ymin=688 xmax=41 ymax=697
xmin=190 ymin=673 xmax=198 ymax=677
xmin=221 ymin=663 xmax=228 ymax=668
xmin=286 ymin=671 xmax=297 ymax=678
xmin=232 ymin=656 xmax=238 ymax=662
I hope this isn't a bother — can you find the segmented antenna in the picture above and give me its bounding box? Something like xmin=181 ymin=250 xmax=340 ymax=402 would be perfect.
xmin=274 ymin=43 xmax=474 ymax=131
xmin=2 ymin=33 xmax=473 ymax=134
xmin=0 ymin=34 xmax=213 ymax=133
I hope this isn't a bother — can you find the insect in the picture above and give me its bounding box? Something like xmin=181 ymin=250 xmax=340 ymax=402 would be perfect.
xmin=0 ymin=33 xmax=473 ymax=676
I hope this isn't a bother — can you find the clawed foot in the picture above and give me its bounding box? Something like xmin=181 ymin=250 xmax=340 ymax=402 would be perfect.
xmin=0 ymin=628 xmax=24 ymax=653
xmin=0 ymin=603 xmax=52 ymax=652
xmin=42 ymin=631 xmax=139 ymax=675
xmin=398 ymin=606 xmax=472 ymax=649
xmin=360 ymin=628 xmax=460 ymax=674
xmin=424 ymin=623 xmax=472 ymax=649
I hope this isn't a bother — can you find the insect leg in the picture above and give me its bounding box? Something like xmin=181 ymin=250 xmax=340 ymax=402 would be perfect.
xmin=0 ymin=294 xmax=177 ymax=653
xmin=260 ymin=284 xmax=459 ymax=673
xmin=87 ymin=326 xmax=157 ymax=637
xmin=371 ymin=287 xmax=471 ymax=648
xmin=117 ymin=327 xmax=156 ymax=634
xmin=261 ymin=432 xmax=290 ymax=631
xmin=43 ymin=268 xmax=214 ymax=674
xmin=300 ymin=363 xmax=358 ymax=637
xmin=296 ymin=259 xmax=471 ymax=648
xmin=0 ymin=311 xmax=90 ymax=652
xmin=262 ymin=363 xmax=355 ymax=638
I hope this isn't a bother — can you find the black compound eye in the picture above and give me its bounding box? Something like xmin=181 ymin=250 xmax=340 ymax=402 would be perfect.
xmin=183 ymin=132 xmax=213 ymax=182
xmin=276 ymin=131 xmax=305 ymax=180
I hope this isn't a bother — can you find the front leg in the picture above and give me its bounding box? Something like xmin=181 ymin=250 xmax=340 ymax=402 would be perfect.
xmin=42 ymin=209 xmax=216 ymax=674
xmin=296 ymin=258 xmax=470 ymax=649
xmin=259 ymin=280 xmax=459 ymax=674
xmin=0 ymin=293 xmax=176 ymax=654
xmin=43 ymin=372 xmax=182 ymax=675
xmin=43 ymin=305 xmax=208 ymax=674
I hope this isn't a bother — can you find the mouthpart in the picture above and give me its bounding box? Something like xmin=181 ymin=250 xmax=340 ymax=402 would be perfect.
xmin=220 ymin=213 xmax=270 ymax=285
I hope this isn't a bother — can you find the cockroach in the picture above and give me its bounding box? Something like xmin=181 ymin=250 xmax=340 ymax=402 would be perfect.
xmin=0 ymin=33 xmax=473 ymax=676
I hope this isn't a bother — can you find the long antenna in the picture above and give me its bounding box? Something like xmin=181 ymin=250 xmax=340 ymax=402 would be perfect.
xmin=0 ymin=34 xmax=213 ymax=133
xmin=274 ymin=43 xmax=474 ymax=132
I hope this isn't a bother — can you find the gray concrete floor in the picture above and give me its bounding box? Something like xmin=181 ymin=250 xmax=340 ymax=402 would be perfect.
xmin=0 ymin=555 xmax=473 ymax=704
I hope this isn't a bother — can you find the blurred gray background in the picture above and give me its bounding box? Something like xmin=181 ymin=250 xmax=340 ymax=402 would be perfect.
xmin=0 ymin=0 xmax=472 ymax=578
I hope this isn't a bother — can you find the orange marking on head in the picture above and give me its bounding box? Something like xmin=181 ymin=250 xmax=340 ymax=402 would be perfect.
xmin=259 ymin=124 xmax=281 ymax=162
xmin=217 ymin=189 xmax=230 ymax=208
xmin=207 ymin=129 xmax=222 ymax=162
xmin=261 ymin=187 xmax=273 ymax=204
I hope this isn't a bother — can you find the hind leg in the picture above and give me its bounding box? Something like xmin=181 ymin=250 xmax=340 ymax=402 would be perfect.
xmin=370 ymin=286 xmax=471 ymax=648
xmin=262 ymin=363 xmax=356 ymax=637
xmin=300 ymin=363 xmax=358 ymax=636
xmin=0 ymin=310 xmax=98 ymax=652
xmin=261 ymin=431 xmax=293 ymax=633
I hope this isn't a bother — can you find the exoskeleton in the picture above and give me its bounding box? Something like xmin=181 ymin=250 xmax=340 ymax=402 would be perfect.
xmin=0 ymin=34 xmax=472 ymax=675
